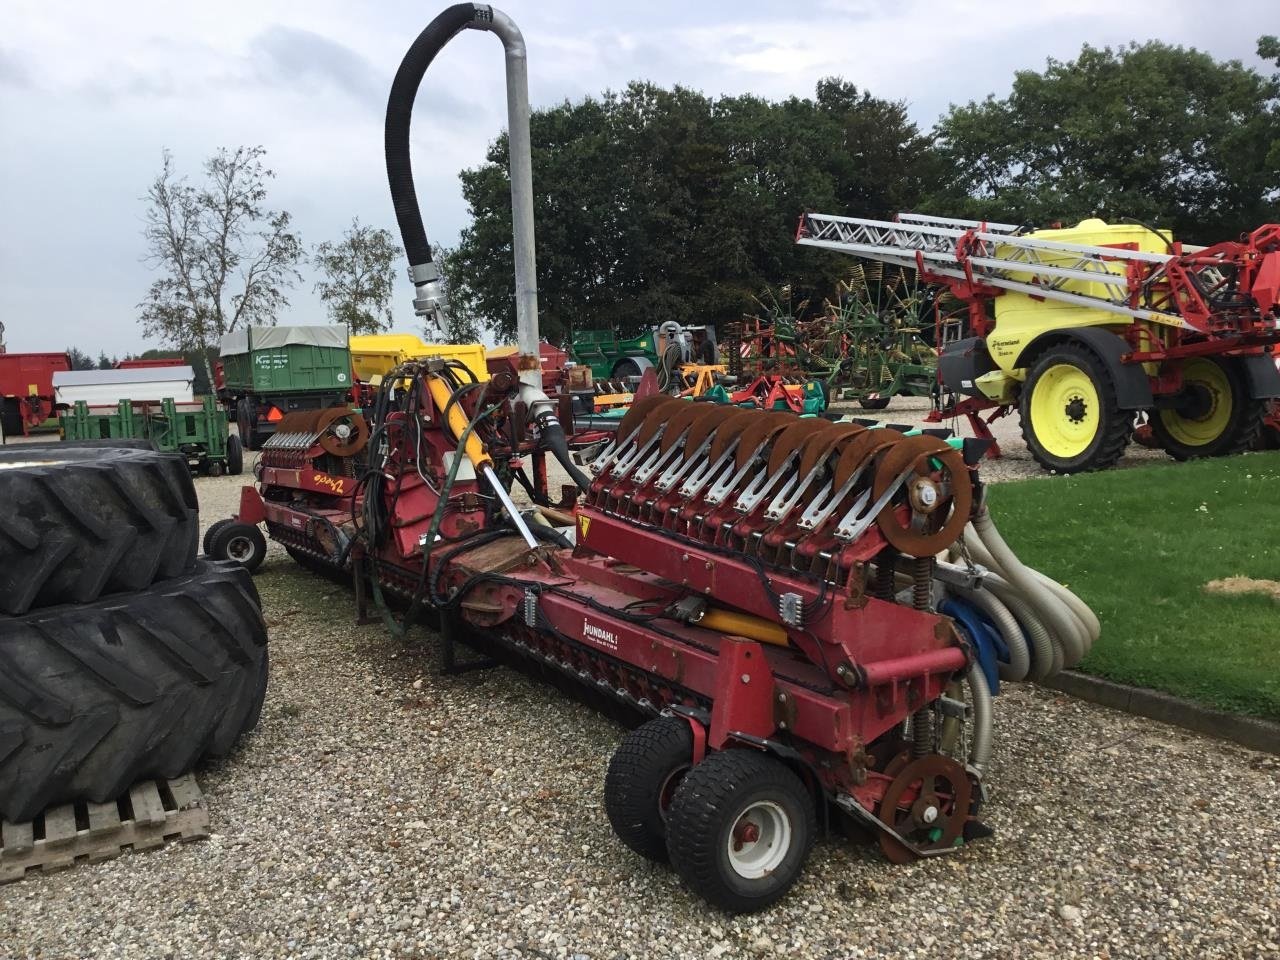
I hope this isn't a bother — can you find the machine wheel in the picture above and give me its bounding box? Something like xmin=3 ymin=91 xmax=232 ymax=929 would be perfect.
xmin=858 ymin=395 xmax=891 ymax=411
xmin=612 ymin=359 xmax=643 ymax=382
xmin=604 ymin=716 xmax=694 ymax=862
xmin=1019 ymin=343 xmax=1130 ymax=473
xmin=0 ymin=445 xmax=198 ymax=615
xmin=207 ymin=460 xmax=225 ymax=478
xmin=236 ymin=399 xmax=263 ymax=451
xmin=226 ymin=434 xmax=244 ymax=475
xmin=665 ymin=750 xmax=815 ymax=913
xmin=202 ymin=518 xmax=235 ymax=555
xmin=207 ymin=521 xmax=267 ymax=573
xmin=0 ymin=560 xmax=268 ymax=823
xmin=1149 ymin=357 xmax=1266 ymax=460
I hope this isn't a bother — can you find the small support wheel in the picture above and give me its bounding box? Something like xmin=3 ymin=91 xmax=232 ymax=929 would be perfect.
xmin=203 ymin=517 xmax=235 ymax=556
xmin=858 ymin=395 xmax=891 ymax=411
xmin=604 ymin=716 xmax=694 ymax=862
xmin=665 ymin=750 xmax=814 ymax=913
xmin=207 ymin=460 xmax=224 ymax=478
xmin=207 ymin=520 xmax=267 ymax=573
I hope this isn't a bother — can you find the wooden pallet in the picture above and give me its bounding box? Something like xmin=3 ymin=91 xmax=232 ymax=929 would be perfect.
xmin=0 ymin=775 xmax=210 ymax=884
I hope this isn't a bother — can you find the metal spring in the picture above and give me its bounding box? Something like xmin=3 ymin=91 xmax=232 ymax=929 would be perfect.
xmin=873 ymin=551 xmax=896 ymax=600
xmin=912 ymin=556 xmax=933 ymax=611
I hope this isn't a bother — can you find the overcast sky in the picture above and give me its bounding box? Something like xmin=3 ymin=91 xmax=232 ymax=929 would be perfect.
xmin=0 ymin=0 xmax=1272 ymax=356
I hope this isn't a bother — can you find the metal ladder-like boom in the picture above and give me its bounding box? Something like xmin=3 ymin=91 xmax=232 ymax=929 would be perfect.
xmin=797 ymin=212 xmax=1190 ymax=328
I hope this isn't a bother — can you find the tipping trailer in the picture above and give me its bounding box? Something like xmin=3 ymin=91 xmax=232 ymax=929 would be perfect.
xmin=217 ymin=325 xmax=353 ymax=450
xmin=212 ymin=4 xmax=1100 ymax=911
xmin=797 ymin=212 xmax=1280 ymax=472
xmin=0 ymin=351 xmax=70 ymax=438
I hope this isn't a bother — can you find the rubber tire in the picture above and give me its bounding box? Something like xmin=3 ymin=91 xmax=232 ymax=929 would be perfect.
xmin=612 ymin=359 xmax=643 ymax=381
xmin=207 ymin=521 xmax=267 ymax=573
xmin=1019 ymin=343 xmax=1131 ymax=474
xmin=237 ymin=399 xmax=263 ymax=452
xmin=207 ymin=460 xmax=224 ymax=478
xmin=203 ymin=518 xmax=236 ymax=556
xmin=0 ymin=560 xmax=268 ymax=823
xmin=226 ymin=433 xmax=244 ymax=475
xmin=665 ymin=750 xmax=815 ymax=913
xmin=1149 ymin=358 xmax=1266 ymax=460
xmin=858 ymin=396 xmax=891 ymax=411
xmin=604 ymin=716 xmax=694 ymax=862
xmin=0 ymin=445 xmax=198 ymax=615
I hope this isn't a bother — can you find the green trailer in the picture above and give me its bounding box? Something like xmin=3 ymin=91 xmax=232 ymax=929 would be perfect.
xmin=216 ymin=325 xmax=352 ymax=450
xmin=570 ymin=324 xmax=717 ymax=381
xmin=61 ymin=396 xmax=242 ymax=476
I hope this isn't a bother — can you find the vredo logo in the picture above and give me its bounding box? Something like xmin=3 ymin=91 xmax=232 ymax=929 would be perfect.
xmin=581 ymin=617 xmax=618 ymax=652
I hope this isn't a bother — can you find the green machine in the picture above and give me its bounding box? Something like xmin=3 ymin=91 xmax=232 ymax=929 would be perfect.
xmin=61 ymin=396 xmax=242 ymax=476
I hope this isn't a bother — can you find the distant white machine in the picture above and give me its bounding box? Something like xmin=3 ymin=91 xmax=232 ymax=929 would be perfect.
xmin=53 ymin=366 xmax=196 ymax=407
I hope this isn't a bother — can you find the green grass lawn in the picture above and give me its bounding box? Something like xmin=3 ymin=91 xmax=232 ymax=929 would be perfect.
xmin=985 ymin=450 xmax=1280 ymax=721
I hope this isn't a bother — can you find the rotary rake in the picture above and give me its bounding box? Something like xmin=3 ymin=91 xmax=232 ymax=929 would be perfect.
xmin=219 ymin=3 xmax=1101 ymax=912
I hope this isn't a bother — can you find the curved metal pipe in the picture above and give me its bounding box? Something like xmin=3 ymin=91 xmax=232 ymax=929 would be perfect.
xmin=385 ymin=4 xmax=540 ymax=381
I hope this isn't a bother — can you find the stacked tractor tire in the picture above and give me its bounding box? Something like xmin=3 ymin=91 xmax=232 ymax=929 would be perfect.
xmin=0 ymin=440 xmax=268 ymax=824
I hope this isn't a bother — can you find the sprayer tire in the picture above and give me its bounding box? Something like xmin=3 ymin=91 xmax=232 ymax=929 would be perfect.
xmin=666 ymin=749 xmax=814 ymax=913
xmin=0 ymin=444 xmax=198 ymax=615
xmin=0 ymin=560 xmax=268 ymax=823
xmin=1019 ymin=344 xmax=1130 ymax=474
xmin=604 ymin=716 xmax=694 ymax=862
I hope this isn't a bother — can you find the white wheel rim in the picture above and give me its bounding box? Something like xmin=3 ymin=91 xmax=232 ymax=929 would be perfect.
xmin=726 ymin=800 xmax=791 ymax=879
xmin=227 ymin=535 xmax=255 ymax=562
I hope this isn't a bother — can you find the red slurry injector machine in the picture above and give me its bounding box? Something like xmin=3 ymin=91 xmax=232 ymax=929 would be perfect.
xmin=221 ymin=5 xmax=1099 ymax=911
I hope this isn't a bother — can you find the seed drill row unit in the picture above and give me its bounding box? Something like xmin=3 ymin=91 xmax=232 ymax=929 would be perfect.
xmin=218 ymin=5 xmax=1100 ymax=910
xmin=797 ymin=211 xmax=1280 ymax=472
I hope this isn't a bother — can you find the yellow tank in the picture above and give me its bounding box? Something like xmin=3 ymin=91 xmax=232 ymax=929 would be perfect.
xmin=349 ymin=333 xmax=489 ymax=383
xmin=987 ymin=219 xmax=1170 ymax=375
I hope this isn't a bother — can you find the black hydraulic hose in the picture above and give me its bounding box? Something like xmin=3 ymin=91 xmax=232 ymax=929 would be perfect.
xmin=539 ymin=417 xmax=592 ymax=491
xmin=385 ymin=3 xmax=479 ymax=267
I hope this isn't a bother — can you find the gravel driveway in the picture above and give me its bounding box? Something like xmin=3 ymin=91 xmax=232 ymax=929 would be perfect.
xmin=4 ymin=425 xmax=1277 ymax=959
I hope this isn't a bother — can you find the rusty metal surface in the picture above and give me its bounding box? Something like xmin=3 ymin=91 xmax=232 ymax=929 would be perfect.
xmin=873 ymin=435 xmax=972 ymax=556
xmin=876 ymin=754 xmax=972 ymax=865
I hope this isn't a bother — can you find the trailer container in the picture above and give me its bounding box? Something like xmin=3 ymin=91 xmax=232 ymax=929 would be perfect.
xmin=217 ymin=325 xmax=352 ymax=450
xmin=0 ymin=351 xmax=70 ymax=438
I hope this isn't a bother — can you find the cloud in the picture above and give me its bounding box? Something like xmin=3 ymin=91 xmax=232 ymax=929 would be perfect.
xmin=0 ymin=48 xmax=30 ymax=88
xmin=249 ymin=25 xmax=384 ymax=108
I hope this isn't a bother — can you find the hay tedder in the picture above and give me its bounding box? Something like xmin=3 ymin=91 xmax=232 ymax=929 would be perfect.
xmin=215 ymin=5 xmax=1100 ymax=911
xmin=798 ymin=212 xmax=1280 ymax=472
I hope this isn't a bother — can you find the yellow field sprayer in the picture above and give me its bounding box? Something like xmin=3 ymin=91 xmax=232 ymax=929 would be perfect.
xmin=797 ymin=212 xmax=1280 ymax=472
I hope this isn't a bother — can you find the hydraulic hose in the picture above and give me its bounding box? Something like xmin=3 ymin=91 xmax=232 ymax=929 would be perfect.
xmin=385 ymin=3 xmax=478 ymax=268
xmin=954 ymin=585 xmax=1030 ymax=682
xmin=540 ymin=418 xmax=592 ymax=491
xmin=967 ymin=507 xmax=1090 ymax=667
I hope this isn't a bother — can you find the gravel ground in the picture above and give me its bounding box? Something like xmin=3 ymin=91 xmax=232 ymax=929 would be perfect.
xmin=4 ymin=427 xmax=1278 ymax=959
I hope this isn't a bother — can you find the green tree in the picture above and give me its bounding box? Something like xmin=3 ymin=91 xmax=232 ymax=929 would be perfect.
xmin=931 ymin=41 xmax=1280 ymax=242
xmin=65 ymin=347 xmax=95 ymax=370
xmin=446 ymin=80 xmax=936 ymax=344
xmin=96 ymin=352 xmax=116 ymax=370
xmin=139 ymin=146 xmax=303 ymax=351
xmin=312 ymin=218 xmax=402 ymax=334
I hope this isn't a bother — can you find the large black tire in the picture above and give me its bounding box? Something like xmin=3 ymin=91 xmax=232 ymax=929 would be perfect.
xmin=612 ymin=359 xmax=643 ymax=381
xmin=0 ymin=560 xmax=268 ymax=823
xmin=0 ymin=446 xmax=198 ymax=615
xmin=226 ymin=433 xmax=244 ymax=475
xmin=1149 ymin=357 xmax=1266 ymax=460
xmin=604 ymin=716 xmax=694 ymax=862
xmin=665 ymin=750 xmax=815 ymax=913
xmin=1019 ymin=343 xmax=1131 ymax=474
xmin=858 ymin=395 xmax=891 ymax=411
xmin=236 ymin=399 xmax=264 ymax=452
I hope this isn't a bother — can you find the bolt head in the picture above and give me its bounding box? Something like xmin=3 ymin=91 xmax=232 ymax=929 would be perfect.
xmin=922 ymin=805 xmax=938 ymax=824
xmin=741 ymin=673 xmax=750 ymax=684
